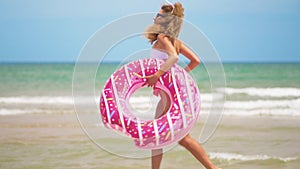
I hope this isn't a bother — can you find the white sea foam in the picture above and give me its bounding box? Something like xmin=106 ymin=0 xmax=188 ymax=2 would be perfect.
xmin=0 ymin=94 xmax=209 ymax=106
xmin=209 ymin=152 xmax=298 ymax=162
xmin=0 ymin=109 xmax=29 ymax=115
xmin=118 ymin=97 xmax=300 ymax=116
xmin=222 ymin=109 xmax=300 ymax=116
xmin=0 ymin=96 xmax=74 ymax=105
xmin=1 ymin=88 xmax=300 ymax=116
xmin=0 ymin=108 xmax=74 ymax=116
xmin=225 ymin=98 xmax=300 ymax=110
xmin=221 ymin=87 xmax=300 ymax=97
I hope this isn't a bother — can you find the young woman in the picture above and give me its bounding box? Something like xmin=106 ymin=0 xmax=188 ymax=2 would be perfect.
xmin=144 ymin=2 xmax=221 ymax=169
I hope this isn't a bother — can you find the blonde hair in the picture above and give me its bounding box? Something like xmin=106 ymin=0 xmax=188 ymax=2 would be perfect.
xmin=144 ymin=2 xmax=184 ymax=44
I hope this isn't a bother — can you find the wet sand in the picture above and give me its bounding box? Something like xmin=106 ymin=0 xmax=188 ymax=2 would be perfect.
xmin=0 ymin=113 xmax=299 ymax=169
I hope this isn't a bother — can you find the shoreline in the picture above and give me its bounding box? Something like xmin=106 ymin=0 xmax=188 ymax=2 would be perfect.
xmin=0 ymin=113 xmax=299 ymax=168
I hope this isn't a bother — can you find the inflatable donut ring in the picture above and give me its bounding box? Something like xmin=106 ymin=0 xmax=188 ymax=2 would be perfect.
xmin=100 ymin=58 xmax=201 ymax=149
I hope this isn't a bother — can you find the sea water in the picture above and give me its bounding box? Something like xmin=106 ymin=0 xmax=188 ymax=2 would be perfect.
xmin=1 ymin=63 xmax=299 ymax=116
xmin=0 ymin=63 xmax=299 ymax=168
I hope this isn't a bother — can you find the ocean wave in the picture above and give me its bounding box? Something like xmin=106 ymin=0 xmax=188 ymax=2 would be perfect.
xmin=209 ymin=152 xmax=298 ymax=162
xmin=1 ymin=95 xmax=299 ymax=109
xmin=225 ymin=98 xmax=300 ymax=110
xmin=220 ymin=87 xmax=300 ymax=97
xmin=0 ymin=91 xmax=217 ymax=105
xmin=0 ymin=109 xmax=29 ymax=115
xmin=221 ymin=109 xmax=300 ymax=116
xmin=1 ymin=93 xmax=299 ymax=116
xmin=0 ymin=96 xmax=74 ymax=105
xmin=0 ymin=108 xmax=74 ymax=116
xmin=2 ymin=107 xmax=298 ymax=117
xmin=1 ymin=88 xmax=299 ymax=105
xmin=0 ymin=95 xmax=212 ymax=105
xmin=130 ymin=97 xmax=300 ymax=116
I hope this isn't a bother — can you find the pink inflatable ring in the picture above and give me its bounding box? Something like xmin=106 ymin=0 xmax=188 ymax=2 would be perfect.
xmin=100 ymin=58 xmax=201 ymax=149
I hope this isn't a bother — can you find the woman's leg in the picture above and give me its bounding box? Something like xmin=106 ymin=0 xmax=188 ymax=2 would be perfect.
xmin=152 ymin=149 xmax=163 ymax=169
xmin=152 ymin=91 xmax=171 ymax=169
xmin=178 ymin=134 xmax=220 ymax=169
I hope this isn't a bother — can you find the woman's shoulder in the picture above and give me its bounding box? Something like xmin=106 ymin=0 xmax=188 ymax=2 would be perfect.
xmin=175 ymin=39 xmax=183 ymax=46
xmin=174 ymin=39 xmax=183 ymax=54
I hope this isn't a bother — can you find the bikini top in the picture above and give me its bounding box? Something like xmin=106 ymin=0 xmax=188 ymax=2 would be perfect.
xmin=150 ymin=48 xmax=168 ymax=60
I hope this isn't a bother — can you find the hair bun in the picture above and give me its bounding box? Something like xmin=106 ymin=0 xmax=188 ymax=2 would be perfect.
xmin=173 ymin=2 xmax=184 ymax=18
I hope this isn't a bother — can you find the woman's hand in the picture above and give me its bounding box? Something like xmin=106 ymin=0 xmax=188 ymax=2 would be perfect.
xmin=144 ymin=70 xmax=165 ymax=87
xmin=144 ymin=74 xmax=159 ymax=87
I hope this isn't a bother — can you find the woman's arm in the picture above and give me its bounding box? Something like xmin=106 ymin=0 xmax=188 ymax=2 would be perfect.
xmin=155 ymin=34 xmax=178 ymax=75
xmin=179 ymin=43 xmax=200 ymax=72
xmin=146 ymin=34 xmax=179 ymax=87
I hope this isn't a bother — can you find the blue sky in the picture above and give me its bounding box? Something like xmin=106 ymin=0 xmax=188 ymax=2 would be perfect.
xmin=0 ymin=0 xmax=299 ymax=63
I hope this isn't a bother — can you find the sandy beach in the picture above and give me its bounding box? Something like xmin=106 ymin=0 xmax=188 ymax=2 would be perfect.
xmin=1 ymin=113 xmax=299 ymax=169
